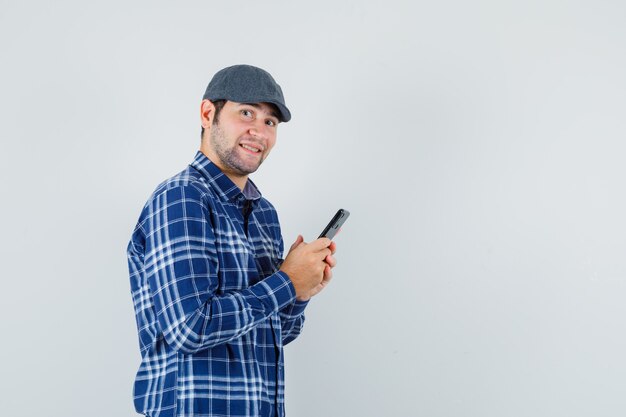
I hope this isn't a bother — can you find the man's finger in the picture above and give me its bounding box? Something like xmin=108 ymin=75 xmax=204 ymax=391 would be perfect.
xmin=289 ymin=234 xmax=304 ymax=252
xmin=322 ymin=264 xmax=333 ymax=282
xmin=328 ymin=241 xmax=337 ymax=255
xmin=309 ymin=237 xmax=332 ymax=251
xmin=317 ymin=248 xmax=332 ymax=261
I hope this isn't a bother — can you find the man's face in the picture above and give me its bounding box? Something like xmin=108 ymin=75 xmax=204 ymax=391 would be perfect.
xmin=203 ymin=100 xmax=279 ymax=177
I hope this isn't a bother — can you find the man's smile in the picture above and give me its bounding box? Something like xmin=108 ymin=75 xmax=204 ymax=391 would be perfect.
xmin=239 ymin=143 xmax=263 ymax=154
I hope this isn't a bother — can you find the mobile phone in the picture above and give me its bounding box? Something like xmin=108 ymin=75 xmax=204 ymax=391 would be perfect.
xmin=319 ymin=209 xmax=350 ymax=240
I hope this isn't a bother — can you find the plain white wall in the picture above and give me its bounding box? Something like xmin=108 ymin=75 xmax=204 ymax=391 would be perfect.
xmin=1 ymin=1 xmax=625 ymax=416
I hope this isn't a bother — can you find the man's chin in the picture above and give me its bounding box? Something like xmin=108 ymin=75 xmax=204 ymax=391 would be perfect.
xmin=234 ymin=163 xmax=261 ymax=176
xmin=242 ymin=159 xmax=265 ymax=175
xmin=223 ymin=155 xmax=263 ymax=176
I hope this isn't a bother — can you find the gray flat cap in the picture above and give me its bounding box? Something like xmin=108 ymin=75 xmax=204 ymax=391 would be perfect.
xmin=203 ymin=64 xmax=291 ymax=122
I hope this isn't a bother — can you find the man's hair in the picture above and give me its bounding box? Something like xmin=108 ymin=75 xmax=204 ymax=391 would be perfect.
xmin=201 ymin=99 xmax=227 ymax=139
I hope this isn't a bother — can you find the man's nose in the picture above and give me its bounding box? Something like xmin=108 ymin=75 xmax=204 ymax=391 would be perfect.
xmin=249 ymin=121 xmax=269 ymax=139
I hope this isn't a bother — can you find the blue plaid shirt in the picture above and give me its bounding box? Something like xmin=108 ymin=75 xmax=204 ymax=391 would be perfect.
xmin=127 ymin=151 xmax=308 ymax=417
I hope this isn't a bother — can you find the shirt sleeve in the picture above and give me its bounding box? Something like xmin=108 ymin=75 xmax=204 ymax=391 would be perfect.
xmin=278 ymin=295 xmax=309 ymax=345
xmin=142 ymin=185 xmax=297 ymax=354
xmin=273 ymin=223 xmax=309 ymax=345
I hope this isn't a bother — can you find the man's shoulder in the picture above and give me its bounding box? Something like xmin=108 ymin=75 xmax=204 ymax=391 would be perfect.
xmin=148 ymin=165 xmax=212 ymax=205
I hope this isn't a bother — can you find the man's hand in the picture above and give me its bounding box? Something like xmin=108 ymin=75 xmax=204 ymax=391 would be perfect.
xmin=308 ymin=240 xmax=336 ymax=299
xmin=280 ymin=236 xmax=337 ymax=301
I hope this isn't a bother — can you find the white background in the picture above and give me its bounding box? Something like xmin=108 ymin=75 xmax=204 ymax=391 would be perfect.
xmin=1 ymin=1 xmax=625 ymax=416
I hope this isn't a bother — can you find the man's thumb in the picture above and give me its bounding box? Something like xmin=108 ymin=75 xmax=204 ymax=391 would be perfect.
xmin=289 ymin=234 xmax=304 ymax=251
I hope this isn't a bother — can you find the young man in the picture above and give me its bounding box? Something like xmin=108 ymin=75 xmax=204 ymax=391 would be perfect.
xmin=127 ymin=65 xmax=336 ymax=417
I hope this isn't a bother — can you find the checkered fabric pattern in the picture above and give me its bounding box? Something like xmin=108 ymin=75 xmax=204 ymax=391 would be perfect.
xmin=127 ymin=151 xmax=308 ymax=417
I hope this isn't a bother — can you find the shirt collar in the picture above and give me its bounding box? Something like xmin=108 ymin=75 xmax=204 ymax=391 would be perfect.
xmin=189 ymin=151 xmax=262 ymax=202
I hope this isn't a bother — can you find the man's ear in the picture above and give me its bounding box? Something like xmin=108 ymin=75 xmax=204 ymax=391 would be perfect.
xmin=200 ymin=99 xmax=216 ymax=129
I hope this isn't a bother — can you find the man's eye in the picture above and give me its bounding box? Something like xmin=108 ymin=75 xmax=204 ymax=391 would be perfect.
xmin=241 ymin=110 xmax=252 ymax=118
xmin=266 ymin=120 xmax=276 ymax=127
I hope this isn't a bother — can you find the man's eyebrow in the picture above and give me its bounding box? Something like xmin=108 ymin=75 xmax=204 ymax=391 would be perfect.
xmin=242 ymin=103 xmax=280 ymax=120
